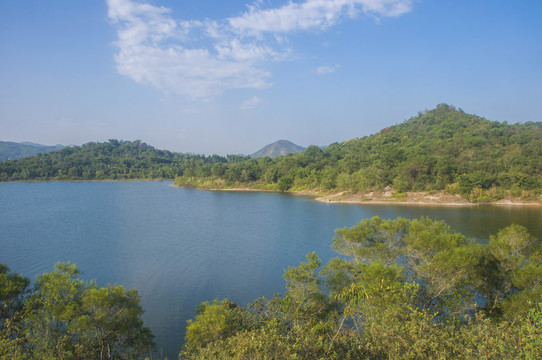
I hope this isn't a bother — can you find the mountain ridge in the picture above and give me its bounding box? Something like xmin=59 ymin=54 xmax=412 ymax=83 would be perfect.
xmin=2 ymin=104 xmax=541 ymax=205
xmin=174 ymin=104 xmax=541 ymax=202
xmin=0 ymin=141 xmax=65 ymax=161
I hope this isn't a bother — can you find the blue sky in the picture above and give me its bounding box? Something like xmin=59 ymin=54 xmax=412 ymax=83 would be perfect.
xmin=1 ymin=0 xmax=541 ymax=155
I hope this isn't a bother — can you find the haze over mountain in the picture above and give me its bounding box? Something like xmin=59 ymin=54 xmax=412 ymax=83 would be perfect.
xmin=251 ymin=140 xmax=306 ymax=158
xmin=0 ymin=141 xmax=64 ymax=161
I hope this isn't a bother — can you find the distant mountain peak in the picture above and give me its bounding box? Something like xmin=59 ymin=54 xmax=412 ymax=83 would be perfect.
xmin=251 ymin=140 xmax=306 ymax=158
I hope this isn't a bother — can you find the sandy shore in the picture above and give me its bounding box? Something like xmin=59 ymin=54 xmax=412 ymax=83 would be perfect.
xmin=173 ymin=184 xmax=541 ymax=207
xmin=311 ymin=191 xmax=541 ymax=207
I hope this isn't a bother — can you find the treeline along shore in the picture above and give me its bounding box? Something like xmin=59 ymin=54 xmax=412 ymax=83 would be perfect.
xmin=1 ymin=104 xmax=541 ymax=207
xmin=1 ymin=104 xmax=541 ymax=358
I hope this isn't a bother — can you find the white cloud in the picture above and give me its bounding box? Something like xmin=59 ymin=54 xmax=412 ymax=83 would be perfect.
xmin=107 ymin=0 xmax=272 ymax=100
xmin=228 ymin=0 xmax=413 ymax=35
xmin=317 ymin=65 xmax=339 ymax=74
xmin=107 ymin=0 xmax=413 ymax=99
xmin=241 ymin=96 xmax=264 ymax=109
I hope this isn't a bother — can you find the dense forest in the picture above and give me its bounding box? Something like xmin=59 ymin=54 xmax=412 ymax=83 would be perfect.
xmin=0 ymin=142 xmax=64 ymax=161
xmin=2 ymin=105 xmax=540 ymax=358
xmin=1 ymin=105 xmax=541 ymax=202
xmin=1 ymin=262 xmax=154 ymax=359
xmin=2 ymin=217 xmax=541 ymax=359
xmin=175 ymin=104 xmax=542 ymax=201
xmin=177 ymin=217 xmax=541 ymax=359
xmin=0 ymin=140 xmax=241 ymax=182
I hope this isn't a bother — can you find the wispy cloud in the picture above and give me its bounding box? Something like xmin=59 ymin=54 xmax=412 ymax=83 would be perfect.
xmin=229 ymin=0 xmax=412 ymax=35
xmin=107 ymin=0 xmax=271 ymax=99
xmin=317 ymin=65 xmax=339 ymax=74
xmin=107 ymin=0 xmax=413 ymax=99
xmin=241 ymin=96 xmax=264 ymax=109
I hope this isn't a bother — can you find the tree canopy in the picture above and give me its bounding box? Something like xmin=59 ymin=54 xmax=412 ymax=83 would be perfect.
xmin=176 ymin=105 xmax=542 ymax=201
xmin=0 ymin=140 xmax=230 ymax=181
xmin=180 ymin=217 xmax=542 ymax=359
xmin=1 ymin=217 xmax=541 ymax=359
xmin=0 ymin=262 xmax=154 ymax=360
xmin=2 ymin=105 xmax=541 ymax=202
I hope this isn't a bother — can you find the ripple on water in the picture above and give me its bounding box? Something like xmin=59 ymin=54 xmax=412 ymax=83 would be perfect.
xmin=1 ymin=182 xmax=541 ymax=359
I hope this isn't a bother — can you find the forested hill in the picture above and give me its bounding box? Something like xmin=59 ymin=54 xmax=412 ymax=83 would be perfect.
xmin=0 ymin=139 xmax=242 ymax=181
xmin=176 ymin=104 xmax=542 ymax=201
xmin=0 ymin=141 xmax=64 ymax=161
xmin=2 ymin=104 xmax=541 ymax=201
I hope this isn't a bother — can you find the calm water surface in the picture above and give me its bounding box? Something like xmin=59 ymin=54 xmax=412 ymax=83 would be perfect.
xmin=1 ymin=181 xmax=540 ymax=358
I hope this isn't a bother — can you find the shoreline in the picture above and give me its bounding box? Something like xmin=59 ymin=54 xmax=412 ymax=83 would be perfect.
xmin=6 ymin=180 xmax=539 ymax=207
xmin=4 ymin=180 xmax=540 ymax=207
xmin=2 ymin=178 xmax=173 ymax=183
xmin=312 ymin=197 xmax=542 ymax=207
xmin=173 ymin=184 xmax=542 ymax=208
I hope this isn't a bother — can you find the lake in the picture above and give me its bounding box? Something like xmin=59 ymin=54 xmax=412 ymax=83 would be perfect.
xmin=1 ymin=181 xmax=540 ymax=358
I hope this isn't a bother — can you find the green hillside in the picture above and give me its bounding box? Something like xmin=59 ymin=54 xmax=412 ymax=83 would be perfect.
xmin=176 ymin=104 xmax=542 ymax=201
xmin=2 ymin=105 xmax=541 ymax=202
xmin=0 ymin=139 xmax=233 ymax=181
xmin=0 ymin=141 xmax=64 ymax=161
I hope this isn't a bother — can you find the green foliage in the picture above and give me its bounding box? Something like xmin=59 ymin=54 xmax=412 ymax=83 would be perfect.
xmin=2 ymin=217 xmax=541 ymax=359
xmin=3 ymin=106 xmax=542 ymax=202
xmin=277 ymin=176 xmax=293 ymax=191
xmin=0 ymin=262 xmax=155 ymax=360
xmin=481 ymin=225 xmax=542 ymax=319
xmin=0 ymin=264 xmax=29 ymax=322
xmin=0 ymin=139 xmax=228 ymax=181
xmin=80 ymin=285 xmax=155 ymax=359
xmin=0 ymin=141 xmax=64 ymax=161
xmin=23 ymin=262 xmax=86 ymax=358
xmin=282 ymin=252 xmax=335 ymax=328
xmin=0 ymin=265 xmax=30 ymax=359
xmin=181 ymin=217 xmax=542 ymax=359
xmin=173 ymin=105 xmax=542 ymax=201
xmin=184 ymin=299 xmax=253 ymax=354
xmin=331 ymin=217 xmax=484 ymax=320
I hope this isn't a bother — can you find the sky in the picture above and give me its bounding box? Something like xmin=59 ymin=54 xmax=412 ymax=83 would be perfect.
xmin=1 ymin=0 xmax=541 ymax=155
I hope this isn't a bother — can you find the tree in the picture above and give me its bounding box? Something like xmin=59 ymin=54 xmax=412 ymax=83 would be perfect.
xmin=277 ymin=176 xmax=293 ymax=191
xmin=21 ymin=262 xmax=155 ymax=359
xmin=486 ymin=225 xmax=542 ymax=319
xmin=184 ymin=299 xmax=252 ymax=354
xmin=80 ymin=286 xmax=155 ymax=360
xmin=23 ymin=262 xmax=85 ymax=358
xmin=181 ymin=217 xmax=541 ymax=359
xmin=0 ymin=264 xmax=29 ymax=323
xmin=0 ymin=264 xmax=30 ymax=359
xmin=331 ymin=217 xmax=482 ymax=317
